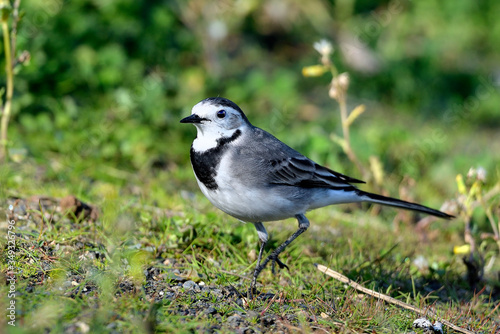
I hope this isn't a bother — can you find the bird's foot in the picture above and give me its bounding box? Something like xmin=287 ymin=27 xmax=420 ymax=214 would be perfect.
xmin=249 ymin=251 xmax=290 ymax=298
xmin=271 ymin=255 xmax=289 ymax=275
xmin=248 ymin=272 xmax=261 ymax=299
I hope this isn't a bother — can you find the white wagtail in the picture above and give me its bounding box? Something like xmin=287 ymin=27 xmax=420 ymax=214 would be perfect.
xmin=180 ymin=97 xmax=453 ymax=295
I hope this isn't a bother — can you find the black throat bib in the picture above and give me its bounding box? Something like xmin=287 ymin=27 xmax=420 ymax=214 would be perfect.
xmin=190 ymin=129 xmax=242 ymax=190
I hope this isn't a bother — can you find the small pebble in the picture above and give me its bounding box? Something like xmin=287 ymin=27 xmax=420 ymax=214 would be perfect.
xmin=413 ymin=317 xmax=443 ymax=333
xmin=212 ymin=289 xmax=223 ymax=297
xmin=183 ymin=280 xmax=197 ymax=290
xmin=413 ymin=317 xmax=432 ymax=329
xmin=432 ymin=321 xmax=444 ymax=333
xmin=205 ymin=306 xmax=217 ymax=315
xmin=226 ymin=314 xmax=242 ymax=326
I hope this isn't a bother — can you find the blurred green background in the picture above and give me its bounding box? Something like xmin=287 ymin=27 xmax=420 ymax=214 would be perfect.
xmin=1 ymin=1 xmax=500 ymax=331
xmin=3 ymin=0 xmax=500 ymax=197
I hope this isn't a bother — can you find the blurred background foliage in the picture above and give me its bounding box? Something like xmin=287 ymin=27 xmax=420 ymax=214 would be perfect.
xmin=2 ymin=2 xmax=500 ymax=330
xmin=2 ymin=0 xmax=500 ymax=198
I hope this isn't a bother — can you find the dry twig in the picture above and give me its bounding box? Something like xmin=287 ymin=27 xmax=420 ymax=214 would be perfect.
xmin=316 ymin=264 xmax=475 ymax=334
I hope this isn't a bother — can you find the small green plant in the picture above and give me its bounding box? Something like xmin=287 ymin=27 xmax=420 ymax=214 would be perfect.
xmin=453 ymin=167 xmax=500 ymax=286
xmin=302 ymin=40 xmax=384 ymax=186
xmin=0 ymin=0 xmax=23 ymax=162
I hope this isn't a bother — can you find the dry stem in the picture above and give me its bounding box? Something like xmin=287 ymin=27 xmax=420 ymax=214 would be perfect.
xmin=316 ymin=264 xmax=475 ymax=334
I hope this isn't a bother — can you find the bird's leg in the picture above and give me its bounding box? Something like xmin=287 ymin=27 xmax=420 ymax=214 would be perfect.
xmin=249 ymin=215 xmax=310 ymax=297
xmin=253 ymin=222 xmax=268 ymax=269
xmin=249 ymin=222 xmax=268 ymax=298
xmin=254 ymin=222 xmax=289 ymax=275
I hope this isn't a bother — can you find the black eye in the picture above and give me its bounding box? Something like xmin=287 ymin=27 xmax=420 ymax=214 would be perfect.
xmin=216 ymin=110 xmax=226 ymax=118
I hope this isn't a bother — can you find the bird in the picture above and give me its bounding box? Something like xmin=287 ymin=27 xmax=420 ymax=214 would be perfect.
xmin=180 ymin=97 xmax=453 ymax=296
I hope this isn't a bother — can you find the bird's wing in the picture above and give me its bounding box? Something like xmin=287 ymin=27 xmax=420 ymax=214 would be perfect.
xmin=267 ymin=155 xmax=364 ymax=189
xmin=236 ymin=127 xmax=365 ymax=189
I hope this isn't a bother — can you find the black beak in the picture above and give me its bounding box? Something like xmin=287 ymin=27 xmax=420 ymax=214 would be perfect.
xmin=180 ymin=114 xmax=208 ymax=124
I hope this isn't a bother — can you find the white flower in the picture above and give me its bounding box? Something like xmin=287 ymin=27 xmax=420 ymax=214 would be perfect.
xmin=313 ymin=39 xmax=333 ymax=57
xmin=337 ymin=72 xmax=349 ymax=89
xmin=412 ymin=255 xmax=429 ymax=271
xmin=208 ymin=20 xmax=227 ymax=41
xmin=467 ymin=166 xmax=487 ymax=182
xmin=477 ymin=166 xmax=487 ymax=182
xmin=328 ymin=84 xmax=338 ymax=100
xmin=329 ymin=72 xmax=350 ymax=100
xmin=467 ymin=167 xmax=476 ymax=179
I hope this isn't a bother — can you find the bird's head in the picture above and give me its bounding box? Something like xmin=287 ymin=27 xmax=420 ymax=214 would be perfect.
xmin=181 ymin=97 xmax=251 ymax=142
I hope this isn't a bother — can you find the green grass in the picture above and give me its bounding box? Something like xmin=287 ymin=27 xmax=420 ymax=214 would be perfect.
xmin=1 ymin=156 xmax=499 ymax=333
xmin=1 ymin=1 xmax=500 ymax=332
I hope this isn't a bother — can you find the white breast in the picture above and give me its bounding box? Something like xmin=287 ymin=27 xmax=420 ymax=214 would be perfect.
xmin=195 ymin=151 xmax=308 ymax=223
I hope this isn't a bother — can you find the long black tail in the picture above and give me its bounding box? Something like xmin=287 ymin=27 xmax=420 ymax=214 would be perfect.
xmin=357 ymin=190 xmax=454 ymax=219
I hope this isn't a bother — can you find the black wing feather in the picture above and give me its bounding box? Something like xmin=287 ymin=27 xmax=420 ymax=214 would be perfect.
xmin=237 ymin=127 xmax=365 ymax=190
xmin=269 ymin=156 xmax=364 ymax=189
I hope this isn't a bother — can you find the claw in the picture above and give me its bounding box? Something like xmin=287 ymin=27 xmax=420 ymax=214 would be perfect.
xmin=271 ymin=255 xmax=289 ymax=275
xmin=275 ymin=258 xmax=289 ymax=270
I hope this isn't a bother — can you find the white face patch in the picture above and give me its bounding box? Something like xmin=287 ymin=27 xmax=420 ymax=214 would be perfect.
xmin=189 ymin=100 xmax=249 ymax=152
